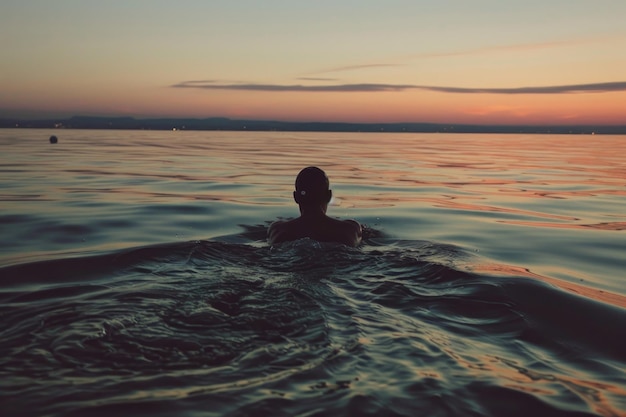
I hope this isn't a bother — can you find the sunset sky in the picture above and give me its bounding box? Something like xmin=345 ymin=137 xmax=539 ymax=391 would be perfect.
xmin=2 ymin=0 xmax=626 ymax=125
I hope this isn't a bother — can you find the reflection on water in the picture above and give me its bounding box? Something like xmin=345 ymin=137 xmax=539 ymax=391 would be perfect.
xmin=1 ymin=239 xmax=625 ymax=416
xmin=1 ymin=130 xmax=625 ymax=416
xmin=0 ymin=239 xmax=626 ymax=416
xmin=2 ymin=130 xmax=624 ymax=292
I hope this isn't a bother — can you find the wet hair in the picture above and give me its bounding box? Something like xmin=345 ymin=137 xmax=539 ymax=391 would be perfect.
xmin=294 ymin=166 xmax=331 ymax=205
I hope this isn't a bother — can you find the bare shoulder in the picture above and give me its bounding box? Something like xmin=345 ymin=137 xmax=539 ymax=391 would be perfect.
xmin=267 ymin=219 xmax=295 ymax=245
xmin=268 ymin=216 xmax=362 ymax=247
xmin=344 ymin=219 xmax=362 ymax=231
xmin=268 ymin=219 xmax=286 ymax=231
xmin=336 ymin=218 xmax=363 ymax=246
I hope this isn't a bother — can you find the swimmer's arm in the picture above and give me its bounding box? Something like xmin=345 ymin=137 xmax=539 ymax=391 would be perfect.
xmin=345 ymin=219 xmax=363 ymax=247
xmin=267 ymin=220 xmax=286 ymax=245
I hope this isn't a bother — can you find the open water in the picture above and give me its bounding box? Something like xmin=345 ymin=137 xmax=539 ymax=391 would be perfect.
xmin=1 ymin=129 xmax=625 ymax=417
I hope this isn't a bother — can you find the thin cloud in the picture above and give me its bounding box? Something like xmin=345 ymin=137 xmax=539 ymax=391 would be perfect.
xmin=422 ymin=81 xmax=626 ymax=94
xmin=413 ymin=40 xmax=580 ymax=60
xmin=172 ymin=80 xmax=626 ymax=94
xmin=296 ymin=77 xmax=340 ymax=81
xmin=304 ymin=63 xmax=404 ymax=76
xmin=177 ymin=80 xmax=218 ymax=84
xmin=410 ymin=34 xmax=624 ymax=60
xmin=172 ymin=82 xmax=414 ymax=92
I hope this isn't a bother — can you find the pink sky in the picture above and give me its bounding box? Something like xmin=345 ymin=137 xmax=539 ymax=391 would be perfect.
xmin=2 ymin=1 xmax=626 ymax=125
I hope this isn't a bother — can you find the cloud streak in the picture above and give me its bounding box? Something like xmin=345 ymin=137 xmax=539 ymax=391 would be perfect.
xmin=408 ymin=34 xmax=626 ymax=61
xmin=422 ymin=81 xmax=626 ymax=94
xmin=307 ymin=63 xmax=404 ymax=75
xmin=172 ymin=81 xmax=626 ymax=94
xmin=411 ymin=38 xmax=601 ymax=60
xmin=296 ymin=77 xmax=340 ymax=82
xmin=172 ymin=82 xmax=413 ymax=92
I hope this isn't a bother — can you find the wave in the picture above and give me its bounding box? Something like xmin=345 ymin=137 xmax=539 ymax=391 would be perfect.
xmin=0 ymin=236 xmax=624 ymax=416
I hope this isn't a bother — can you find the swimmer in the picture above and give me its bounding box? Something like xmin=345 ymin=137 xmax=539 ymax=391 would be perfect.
xmin=268 ymin=166 xmax=362 ymax=247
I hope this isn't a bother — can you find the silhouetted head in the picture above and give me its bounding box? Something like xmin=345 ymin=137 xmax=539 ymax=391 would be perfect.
xmin=293 ymin=166 xmax=332 ymax=208
xmin=49 ymin=135 xmax=58 ymax=144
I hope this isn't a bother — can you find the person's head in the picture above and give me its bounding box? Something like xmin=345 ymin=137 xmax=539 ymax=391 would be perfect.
xmin=293 ymin=166 xmax=332 ymax=211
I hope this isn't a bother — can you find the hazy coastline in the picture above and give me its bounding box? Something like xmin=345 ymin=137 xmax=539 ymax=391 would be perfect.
xmin=2 ymin=115 xmax=625 ymax=134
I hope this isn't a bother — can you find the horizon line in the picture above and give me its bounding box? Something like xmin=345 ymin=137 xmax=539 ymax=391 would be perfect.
xmin=2 ymin=114 xmax=625 ymax=134
xmin=2 ymin=113 xmax=626 ymax=127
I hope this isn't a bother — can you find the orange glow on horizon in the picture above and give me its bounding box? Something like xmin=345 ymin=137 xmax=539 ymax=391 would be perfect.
xmin=2 ymin=3 xmax=626 ymax=126
xmin=4 ymin=77 xmax=626 ymax=125
xmin=6 ymin=89 xmax=626 ymax=126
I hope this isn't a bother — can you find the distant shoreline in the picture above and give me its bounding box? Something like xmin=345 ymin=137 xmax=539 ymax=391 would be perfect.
xmin=1 ymin=115 xmax=625 ymax=134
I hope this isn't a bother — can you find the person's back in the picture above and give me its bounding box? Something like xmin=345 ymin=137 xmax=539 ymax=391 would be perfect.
xmin=268 ymin=167 xmax=362 ymax=247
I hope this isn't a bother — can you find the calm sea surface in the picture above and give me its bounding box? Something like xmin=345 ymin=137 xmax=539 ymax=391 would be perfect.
xmin=1 ymin=129 xmax=625 ymax=416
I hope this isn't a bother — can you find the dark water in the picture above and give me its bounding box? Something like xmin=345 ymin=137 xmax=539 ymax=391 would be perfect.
xmin=1 ymin=130 xmax=625 ymax=416
xmin=2 ymin=238 xmax=625 ymax=417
